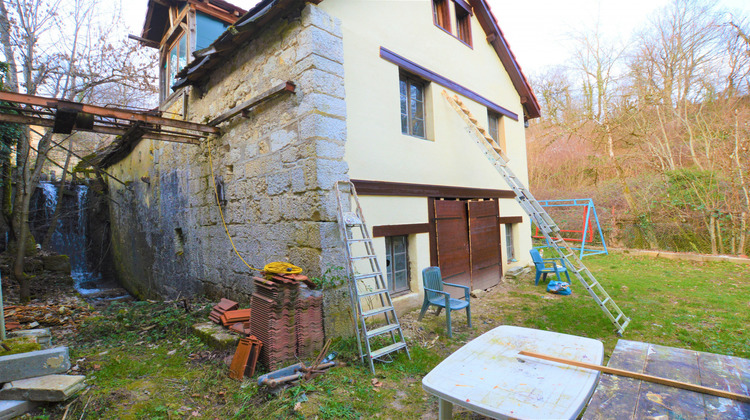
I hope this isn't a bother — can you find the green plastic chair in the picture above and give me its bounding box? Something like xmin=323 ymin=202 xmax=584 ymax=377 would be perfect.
xmin=530 ymin=248 xmax=571 ymax=285
xmin=418 ymin=266 xmax=471 ymax=338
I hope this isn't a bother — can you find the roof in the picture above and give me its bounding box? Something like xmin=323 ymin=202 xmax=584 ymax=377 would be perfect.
xmin=170 ymin=0 xmax=540 ymax=119
xmin=141 ymin=0 xmax=247 ymax=44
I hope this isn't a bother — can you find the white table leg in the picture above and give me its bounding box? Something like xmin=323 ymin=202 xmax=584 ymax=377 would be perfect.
xmin=438 ymin=398 xmax=453 ymax=420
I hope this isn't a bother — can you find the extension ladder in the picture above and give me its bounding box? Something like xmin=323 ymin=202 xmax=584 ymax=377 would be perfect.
xmin=334 ymin=181 xmax=411 ymax=372
xmin=442 ymin=90 xmax=630 ymax=335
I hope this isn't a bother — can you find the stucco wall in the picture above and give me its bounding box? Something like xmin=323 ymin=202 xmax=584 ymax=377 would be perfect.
xmin=320 ymin=0 xmax=534 ymax=308
xmin=106 ymin=4 xmax=353 ymax=335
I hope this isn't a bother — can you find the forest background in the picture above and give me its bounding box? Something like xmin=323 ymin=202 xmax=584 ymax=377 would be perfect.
xmin=526 ymin=0 xmax=750 ymax=256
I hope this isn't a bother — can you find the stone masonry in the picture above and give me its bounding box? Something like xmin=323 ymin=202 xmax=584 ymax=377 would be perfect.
xmin=106 ymin=4 xmax=352 ymax=335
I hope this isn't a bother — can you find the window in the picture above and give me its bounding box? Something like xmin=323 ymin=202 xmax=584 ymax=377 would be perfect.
xmin=505 ymin=224 xmax=516 ymax=263
xmin=385 ymin=235 xmax=410 ymax=294
xmin=487 ymin=110 xmax=506 ymax=152
xmin=400 ymin=74 xmax=426 ymax=138
xmin=162 ymin=32 xmax=188 ymax=99
xmin=455 ymin=4 xmax=472 ymax=46
xmin=432 ymin=0 xmax=451 ymax=32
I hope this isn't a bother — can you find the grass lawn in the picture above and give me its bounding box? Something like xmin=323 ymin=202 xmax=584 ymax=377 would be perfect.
xmin=48 ymin=251 xmax=750 ymax=419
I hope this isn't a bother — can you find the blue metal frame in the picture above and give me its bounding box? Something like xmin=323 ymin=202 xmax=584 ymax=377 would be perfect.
xmin=536 ymin=198 xmax=608 ymax=259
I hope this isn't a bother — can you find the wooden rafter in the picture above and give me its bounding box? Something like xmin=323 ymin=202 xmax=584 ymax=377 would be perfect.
xmin=0 ymin=92 xmax=220 ymax=137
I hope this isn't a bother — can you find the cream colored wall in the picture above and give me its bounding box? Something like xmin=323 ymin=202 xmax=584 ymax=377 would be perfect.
xmin=319 ymin=0 xmax=534 ymax=308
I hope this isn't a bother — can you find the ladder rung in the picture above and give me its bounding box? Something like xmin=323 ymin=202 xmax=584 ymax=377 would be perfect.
xmin=600 ymin=297 xmax=609 ymax=305
xmin=366 ymin=323 xmax=400 ymax=338
xmin=352 ymin=255 xmax=377 ymax=260
xmin=348 ymin=238 xmax=371 ymax=243
xmin=370 ymin=342 xmax=407 ymax=360
xmin=354 ymin=273 xmax=379 ymax=281
xmin=362 ymin=306 xmax=395 ymax=318
xmin=615 ymin=313 xmax=623 ymax=322
xmin=359 ymin=288 xmax=388 ymax=298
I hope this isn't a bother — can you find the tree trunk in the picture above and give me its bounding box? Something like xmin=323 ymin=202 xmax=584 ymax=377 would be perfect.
xmin=716 ymin=214 xmax=724 ymax=255
xmin=709 ymin=213 xmax=717 ymax=255
xmin=42 ymin=140 xmax=74 ymax=250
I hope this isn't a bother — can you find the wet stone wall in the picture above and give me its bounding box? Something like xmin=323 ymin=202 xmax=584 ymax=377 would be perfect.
xmin=106 ymin=4 xmax=353 ymax=335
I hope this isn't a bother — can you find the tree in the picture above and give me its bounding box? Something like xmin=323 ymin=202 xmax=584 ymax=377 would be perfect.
xmin=0 ymin=0 xmax=156 ymax=300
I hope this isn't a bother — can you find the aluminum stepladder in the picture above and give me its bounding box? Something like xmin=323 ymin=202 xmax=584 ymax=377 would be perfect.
xmin=441 ymin=90 xmax=631 ymax=335
xmin=334 ymin=181 xmax=411 ymax=372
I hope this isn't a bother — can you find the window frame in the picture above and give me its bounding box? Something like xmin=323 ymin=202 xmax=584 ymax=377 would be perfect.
xmin=385 ymin=235 xmax=410 ymax=295
xmin=399 ymin=73 xmax=427 ymax=139
xmin=454 ymin=3 xmax=473 ymax=47
xmin=505 ymin=223 xmax=516 ymax=263
xmin=432 ymin=0 xmax=452 ymax=33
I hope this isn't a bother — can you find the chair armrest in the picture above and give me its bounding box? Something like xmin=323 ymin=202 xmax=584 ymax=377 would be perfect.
xmin=443 ymin=282 xmax=471 ymax=301
xmin=442 ymin=282 xmax=470 ymax=291
xmin=424 ymin=287 xmax=449 ymax=297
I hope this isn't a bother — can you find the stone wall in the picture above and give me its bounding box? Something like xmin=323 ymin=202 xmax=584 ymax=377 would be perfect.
xmin=106 ymin=4 xmax=353 ymax=335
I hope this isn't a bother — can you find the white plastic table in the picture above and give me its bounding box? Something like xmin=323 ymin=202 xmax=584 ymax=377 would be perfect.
xmin=422 ymin=325 xmax=604 ymax=419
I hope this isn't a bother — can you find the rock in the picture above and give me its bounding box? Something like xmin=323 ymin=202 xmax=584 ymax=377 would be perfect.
xmin=23 ymin=257 xmax=43 ymax=273
xmin=505 ymin=266 xmax=532 ymax=279
xmin=192 ymin=322 xmax=239 ymax=350
xmin=0 ymin=400 xmax=38 ymax=420
xmin=41 ymin=254 xmax=71 ymax=273
xmin=0 ymin=375 xmax=85 ymax=402
xmin=470 ymin=289 xmax=486 ymax=299
xmin=0 ymin=347 xmax=71 ymax=383
xmin=8 ymin=329 xmax=52 ymax=349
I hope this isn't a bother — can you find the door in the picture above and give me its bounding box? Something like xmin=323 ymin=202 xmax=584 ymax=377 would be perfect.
xmin=468 ymin=200 xmax=502 ymax=290
xmin=434 ymin=199 xmax=471 ymax=297
xmin=432 ymin=199 xmax=503 ymax=297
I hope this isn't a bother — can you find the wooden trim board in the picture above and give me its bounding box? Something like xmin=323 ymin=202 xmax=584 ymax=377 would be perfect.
xmin=372 ymin=223 xmax=430 ymax=238
xmin=351 ymin=179 xmax=516 ymax=199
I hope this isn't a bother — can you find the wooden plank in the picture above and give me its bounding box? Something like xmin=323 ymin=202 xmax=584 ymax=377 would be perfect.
xmin=498 ymin=216 xmax=523 ymax=224
xmin=698 ymin=352 xmax=750 ymax=419
xmin=520 ymin=350 xmax=750 ymax=404
xmin=372 ymin=223 xmax=429 ymax=238
xmin=351 ymin=179 xmax=516 ymax=199
xmin=0 ymin=91 xmax=219 ymax=134
xmin=428 ymin=197 xmax=438 ymax=266
xmin=208 ymin=81 xmax=295 ymax=126
xmin=635 ymin=343 xmax=706 ymax=419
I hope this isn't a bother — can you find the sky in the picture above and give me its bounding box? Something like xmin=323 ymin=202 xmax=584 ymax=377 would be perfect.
xmin=121 ymin=0 xmax=750 ymax=77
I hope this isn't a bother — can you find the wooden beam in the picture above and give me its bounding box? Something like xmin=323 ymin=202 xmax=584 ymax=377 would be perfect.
xmin=351 ymin=179 xmax=517 ymax=199
xmin=498 ymin=216 xmax=523 ymax=224
xmin=161 ymin=5 xmax=191 ymax=47
xmin=372 ymin=223 xmax=430 ymax=238
xmin=519 ymin=351 xmax=750 ymax=404
xmin=0 ymin=113 xmax=201 ymax=145
xmin=0 ymin=91 xmax=219 ymax=134
xmin=208 ymin=81 xmax=296 ymax=126
xmin=193 ymin=2 xmax=240 ymax=24
xmin=128 ymin=34 xmax=160 ymax=49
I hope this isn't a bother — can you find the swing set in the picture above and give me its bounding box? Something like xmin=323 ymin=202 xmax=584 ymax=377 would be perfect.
xmin=532 ymin=198 xmax=609 ymax=259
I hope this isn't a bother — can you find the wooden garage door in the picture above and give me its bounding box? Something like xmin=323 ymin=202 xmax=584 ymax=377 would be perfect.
xmin=468 ymin=200 xmax=502 ymax=290
xmin=434 ymin=199 xmax=471 ymax=298
xmin=433 ymin=199 xmax=502 ymax=297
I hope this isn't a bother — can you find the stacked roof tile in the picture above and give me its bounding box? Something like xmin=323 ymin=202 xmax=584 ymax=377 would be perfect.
xmin=295 ymin=285 xmax=324 ymax=360
xmin=209 ymin=298 xmax=238 ymax=324
xmin=250 ymin=276 xmax=299 ymax=371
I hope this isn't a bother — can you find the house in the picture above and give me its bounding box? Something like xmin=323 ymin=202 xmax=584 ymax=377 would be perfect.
xmin=103 ymin=0 xmax=541 ymax=335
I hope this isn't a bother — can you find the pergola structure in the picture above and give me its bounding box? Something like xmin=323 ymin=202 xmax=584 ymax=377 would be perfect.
xmin=0 ymin=91 xmax=219 ymax=145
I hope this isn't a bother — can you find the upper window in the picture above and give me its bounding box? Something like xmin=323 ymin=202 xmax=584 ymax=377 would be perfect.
xmin=432 ymin=0 xmax=451 ymax=32
xmin=455 ymin=3 xmax=472 ymax=46
xmin=386 ymin=235 xmax=410 ymax=294
xmin=400 ymin=74 xmax=426 ymax=138
xmin=488 ymin=110 xmax=506 ymax=152
xmin=164 ymin=33 xmax=188 ymax=99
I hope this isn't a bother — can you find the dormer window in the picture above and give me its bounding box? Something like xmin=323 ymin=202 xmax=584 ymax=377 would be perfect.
xmin=139 ymin=1 xmax=244 ymax=103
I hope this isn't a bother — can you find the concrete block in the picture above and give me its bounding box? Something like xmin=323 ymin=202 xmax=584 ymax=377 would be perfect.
xmin=0 ymin=375 xmax=85 ymax=402
xmin=8 ymin=329 xmax=52 ymax=349
xmin=505 ymin=266 xmax=532 ymax=279
xmin=0 ymin=400 xmax=38 ymax=420
xmin=192 ymin=322 xmax=239 ymax=350
xmin=0 ymin=347 xmax=70 ymax=383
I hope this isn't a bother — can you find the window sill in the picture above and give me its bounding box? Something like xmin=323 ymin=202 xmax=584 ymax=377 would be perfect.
xmin=401 ymin=132 xmax=434 ymax=142
xmin=390 ymin=289 xmax=412 ymax=298
xmin=433 ymin=24 xmax=473 ymax=49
